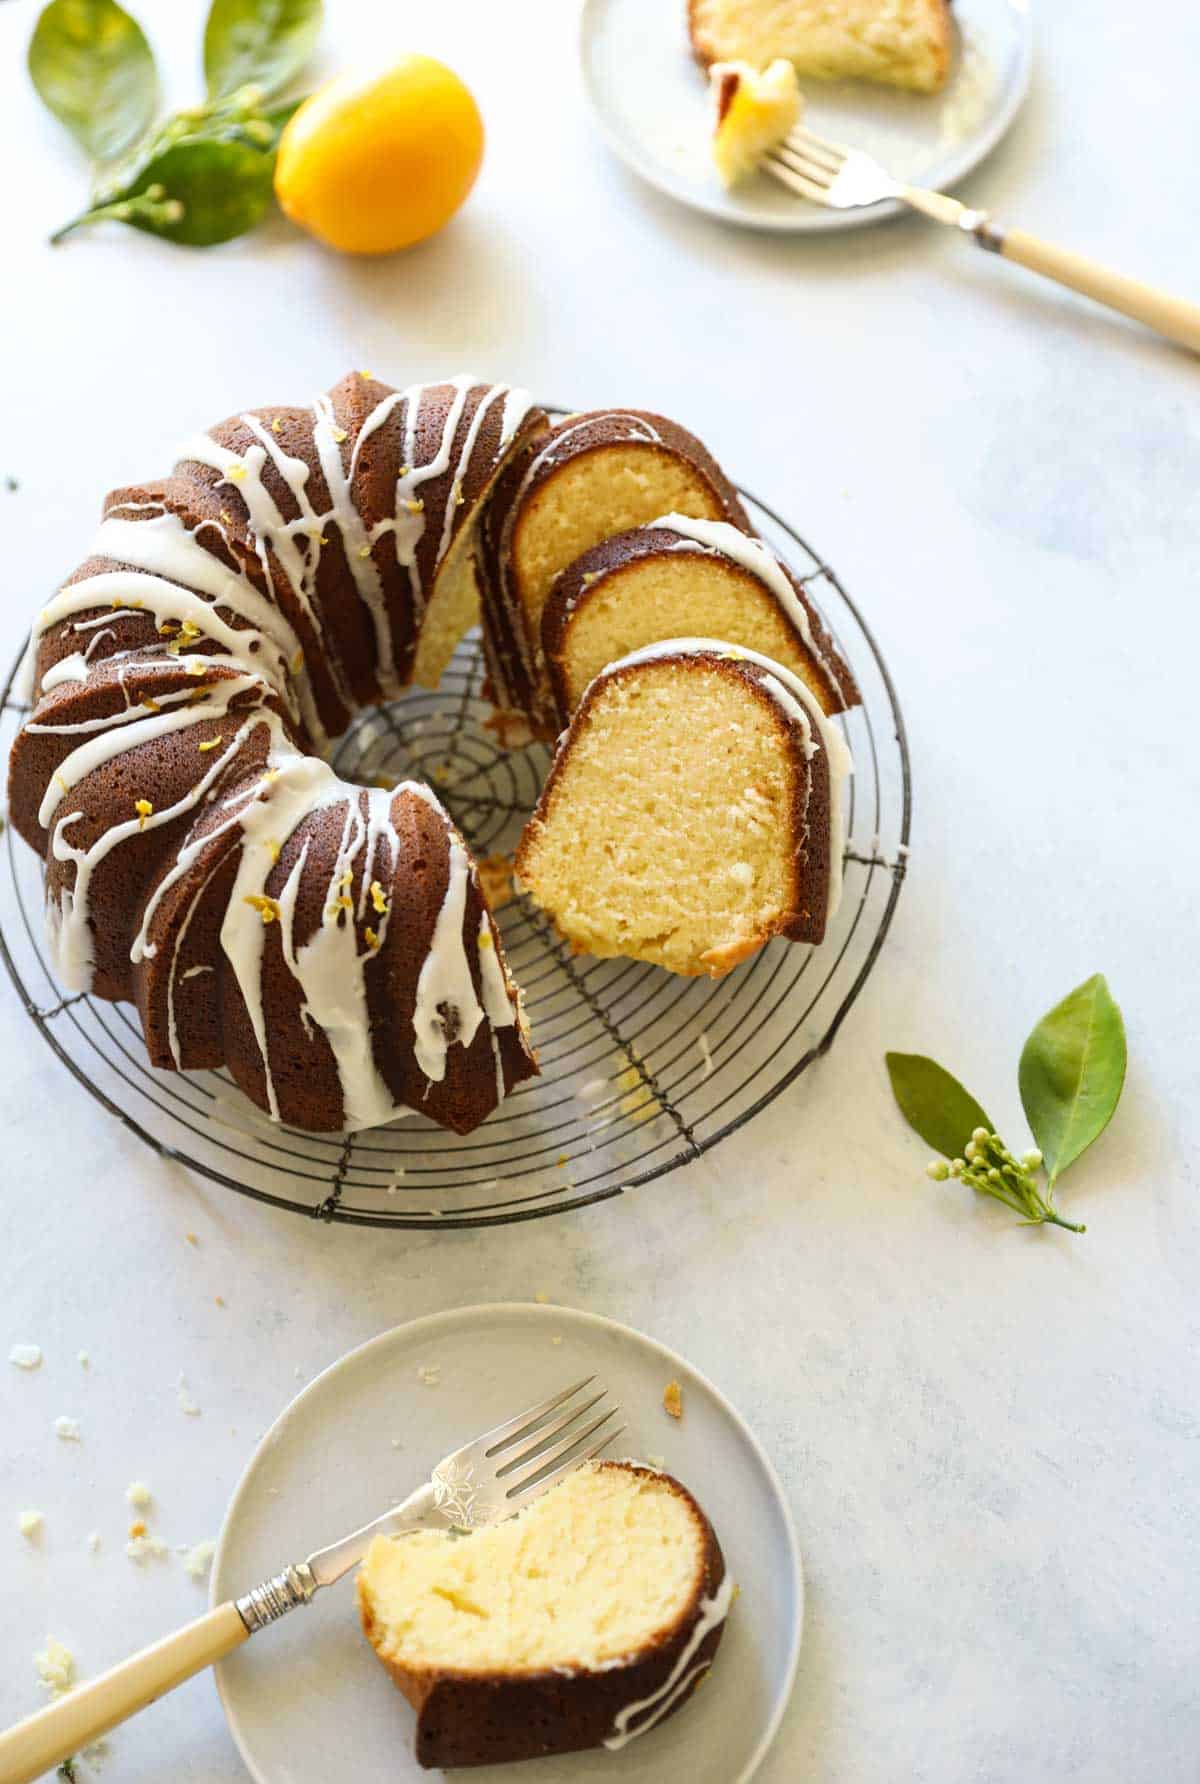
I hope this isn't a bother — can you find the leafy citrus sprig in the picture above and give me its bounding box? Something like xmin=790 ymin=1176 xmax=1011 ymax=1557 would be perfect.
xmin=887 ymin=973 xmax=1126 ymax=1235
xmin=29 ymin=0 xmax=321 ymax=247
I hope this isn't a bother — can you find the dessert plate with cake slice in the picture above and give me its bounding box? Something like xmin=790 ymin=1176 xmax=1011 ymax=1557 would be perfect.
xmin=581 ymin=0 xmax=1033 ymax=232
xmin=211 ymin=1304 xmax=803 ymax=1781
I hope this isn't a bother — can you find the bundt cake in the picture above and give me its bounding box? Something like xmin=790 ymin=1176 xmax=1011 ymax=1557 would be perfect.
xmin=476 ymin=410 xmax=752 ymax=741
xmin=710 ymin=58 xmax=803 ymax=188
xmin=689 ymin=0 xmax=954 ymax=94
xmin=357 ymin=1460 xmax=731 ymax=1768
xmin=540 ymin=512 xmax=859 ymax=729
xmin=8 ymin=373 xmax=545 ymax=1135
xmin=515 ymin=639 xmax=852 ymax=976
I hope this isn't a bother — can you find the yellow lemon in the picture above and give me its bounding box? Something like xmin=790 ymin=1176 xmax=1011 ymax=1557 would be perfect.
xmin=275 ymin=57 xmax=484 ymax=255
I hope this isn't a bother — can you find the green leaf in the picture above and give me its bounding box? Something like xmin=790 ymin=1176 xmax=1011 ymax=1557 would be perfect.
xmin=1018 ymin=974 xmax=1126 ymax=1188
xmin=203 ymin=0 xmax=323 ymax=102
xmin=885 ymin=1052 xmax=993 ymax=1161
xmin=53 ymin=135 xmax=276 ymax=246
xmin=28 ymin=0 xmax=159 ymax=162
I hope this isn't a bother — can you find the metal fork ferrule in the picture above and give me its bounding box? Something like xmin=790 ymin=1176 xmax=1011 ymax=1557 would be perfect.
xmin=236 ymin=1562 xmax=317 ymax=1633
xmin=959 ymin=209 xmax=1007 ymax=253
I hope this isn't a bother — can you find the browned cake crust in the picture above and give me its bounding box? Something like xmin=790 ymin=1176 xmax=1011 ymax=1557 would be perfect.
xmin=687 ymin=0 xmax=954 ymax=90
xmin=476 ymin=409 xmax=752 ymax=739
xmin=540 ymin=521 xmax=860 ymax=728
xmin=8 ymin=373 xmax=542 ymax=1135
xmin=358 ymin=1463 xmax=728 ymax=1770
xmin=516 ymin=646 xmax=835 ymax=971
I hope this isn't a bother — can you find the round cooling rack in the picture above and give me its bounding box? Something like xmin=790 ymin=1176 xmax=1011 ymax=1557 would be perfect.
xmin=0 ymin=479 xmax=911 ymax=1229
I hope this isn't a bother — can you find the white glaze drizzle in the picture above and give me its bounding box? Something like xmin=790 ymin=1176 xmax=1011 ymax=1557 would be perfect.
xmin=23 ymin=375 xmax=533 ymax=1129
xmin=648 ymin=512 xmax=840 ymax=696
xmin=594 ymin=638 xmax=852 ymax=927
xmin=603 ymin=1573 xmax=735 ymax=1750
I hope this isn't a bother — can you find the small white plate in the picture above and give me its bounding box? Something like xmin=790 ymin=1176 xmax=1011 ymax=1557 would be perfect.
xmin=581 ymin=0 xmax=1033 ymax=232
xmin=213 ymin=1304 xmax=803 ymax=1784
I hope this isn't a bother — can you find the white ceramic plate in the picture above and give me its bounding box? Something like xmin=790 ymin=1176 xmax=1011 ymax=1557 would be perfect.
xmin=213 ymin=1304 xmax=803 ymax=1783
xmin=581 ymin=0 xmax=1033 ymax=232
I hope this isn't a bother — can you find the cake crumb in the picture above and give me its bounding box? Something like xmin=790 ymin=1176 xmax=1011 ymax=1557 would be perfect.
xmin=18 ymin=1509 xmax=44 ymax=1539
xmin=125 ymin=1481 xmax=152 ymax=1510
xmin=126 ymin=1532 xmax=168 ymax=1564
xmin=177 ymin=1374 xmax=201 ymax=1416
xmin=551 ymin=1336 xmax=563 ymax=1346
xmin=87 ymin=1531 xmax=101 ymax=1554
xmin=417 ymin=1365 xmax=441 ymax=1388
xmin=183 ymin=1539 xmax=216 ymax=1582
xmin=185 ymin=1232 xmax=199 ymax=1247
xmin=663 ymin=1380 xmax=684 ymax=1420
xmin=77 ymin=1351 xmax=89 ymax=1369
xmin=55 ymin=1416 xmax=82 ymax=1442
xmin=647 ymin=1454 xmax=666 ymax=1471
xmin=476 ymin=853 xmax=514 ymax=910
xmin=10 ymin=1343 xmax=42 ymax=1370
xmin=35 ymin=1636 xmax=75 ymax=1697
xmin=215 ymin=1295 xmax=226 ymax=1308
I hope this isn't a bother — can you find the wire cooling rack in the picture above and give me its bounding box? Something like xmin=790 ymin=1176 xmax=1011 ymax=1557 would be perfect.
xmin=0 ymin=481 xmax=910 ymax=1229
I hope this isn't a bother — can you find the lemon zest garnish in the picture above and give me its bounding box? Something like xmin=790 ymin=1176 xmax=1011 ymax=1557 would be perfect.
xmin=134 ymin=797 xmax=153 ymax=829
xmin=266 ymin=839 xmax=280 ymax=863
xmin=167 ymin=618 xmax=202 ymax=655
xmin=478 ymin=929 xmax=493 ymax=950
xmin=290 ymin=649 xmax=304 ymax=676
xmin=184 ymin=656 xmax=206 ymax=677
xmin=270 ymin=418 xmax=282 ymax=435
xmin=141 ymin=696 xmax=161 ymax=713
xmin=358 ymin=369 xmax=373 ymax=382
xmin=331 ymin=426 xmax=348 ymax=444
xmin=402 ymin=498 xmax=424 ymax=515
xmin=219 ymin=508 xmax=232 ymax=525
xmin=364 ymin=926 xmax=380 ymax=951
xmin=357 ymin=544 xmax=371 ymax=560
xmin=339 ymin=868 xmax=353 ymax=891
xmin=244 ymin=894 xmax=280 ymax=925
xmin=197 ymin=735 xmax=223 ymax=752
xmin=55 ymin=772 xmax=69 ymax=794
xmin=369 ymin=880 xmax=388 ymax=915
xmin=225 ymin=463 xmax=247 ymax=483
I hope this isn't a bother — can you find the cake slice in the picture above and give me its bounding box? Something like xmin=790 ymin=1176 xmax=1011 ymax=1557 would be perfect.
xmin=358 ymin=1460 xmax=731 ymax=1769
xmin=541 ymin=513 xmax=859 ymax=729
xmin=476 ymin=410 xmax=751 ymax=740
xmin=689 ymin=0 xmax=954 ymax=95
xmin=711 ymin=58 xmax=803 ymax=187
xmin=515 ymin=639 xmax=852 ymax=976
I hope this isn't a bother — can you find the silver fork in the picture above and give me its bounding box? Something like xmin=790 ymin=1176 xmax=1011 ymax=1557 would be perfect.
xmin=0 ymin=1375 xmax=624 ymax=1784
xmin=766 ymin=125 xmax=1200 ymax=354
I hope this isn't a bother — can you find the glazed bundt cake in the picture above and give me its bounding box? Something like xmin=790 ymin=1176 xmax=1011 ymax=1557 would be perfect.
xmin=540 ymin=513 xmax=859 ymax=729
xmin=689 ymin=0 xmax=954 ymax=94
xmin=8 ymin=373 xmax=545 ymax=1135
xmin=476 ymin=410 xmax=751 ymax=741
xmin=515 ymin=639 xmax=851 ymax=976
xmin=710 ymin=58 xmax=803 ymax=188
xmin=357 ymin=1460 xmax=731 ymax=1768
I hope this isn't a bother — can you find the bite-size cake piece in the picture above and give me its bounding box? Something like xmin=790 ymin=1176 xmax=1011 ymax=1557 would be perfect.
xmin=476 ymin=410 xmax=751 ymax=740
xmin=515 ymin=639 xmax=852 ymax=977
xmin=358 ymin=1460 xmax=731 ymax=1769
xmin=711 ymin=58 xmax=803 ymax=187
xmin=540 ymin=513 xmax=858 ymax=728
xmin=689 ymin=0 xmax=954 ymax=95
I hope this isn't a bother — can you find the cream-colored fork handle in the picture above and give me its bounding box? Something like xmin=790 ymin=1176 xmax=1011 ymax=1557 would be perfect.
xmin=0 ymin=1602 xmax=247 ymax=1784
xmin=898 ymin=186 xmax=1200 ymax=353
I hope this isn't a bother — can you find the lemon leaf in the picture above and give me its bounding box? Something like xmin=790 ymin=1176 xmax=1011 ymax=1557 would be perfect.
xmin=203 ymin=0 xmax=323 ymax=103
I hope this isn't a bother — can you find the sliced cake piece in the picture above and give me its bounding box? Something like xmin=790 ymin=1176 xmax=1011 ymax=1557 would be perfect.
xmin=711 ymin=58 xmax=803 ymax=187
xmin=477 ymin=411 xmax=752 ymax=739
xmin=541 ymin=513 xmax=859 ymax=728
xmin=689 ymin=0 xmax=954 ymax=95
xmin=515 ymin=639 xmax=852 ymax=976
xmin=358 ymin=1460 xmax=731 ymax=1769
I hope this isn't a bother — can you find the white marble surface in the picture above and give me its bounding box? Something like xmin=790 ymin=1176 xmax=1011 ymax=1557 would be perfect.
xmin=2 ymin=1 xmax=1198 ymax=1780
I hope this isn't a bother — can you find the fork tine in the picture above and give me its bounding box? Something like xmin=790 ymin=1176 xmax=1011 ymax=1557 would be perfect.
xmin=773 ymin=143 xmax=837 ymax=186
xmin=790 ymin=123 xmax=855 ymax=160
xmin=505 ymin=1406 xmax=624 ymax=1499
xmin=508 ymin=1424 xmax=628 ymax=1505
xmin=493 ymin=1389 xmax=611 ymax=1478
xmin=764 ymin=157 xmax=834 ymax=205
xmin=473 ymin=1375 xmax=597 ymax=1459
xmin=784 ymin=130 xmax=843 ymax=175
